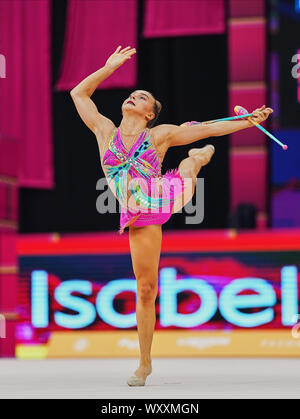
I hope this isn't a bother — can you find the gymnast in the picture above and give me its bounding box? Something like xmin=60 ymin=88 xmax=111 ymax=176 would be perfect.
xmin=70 ymin=46 xmax=273 ymax=386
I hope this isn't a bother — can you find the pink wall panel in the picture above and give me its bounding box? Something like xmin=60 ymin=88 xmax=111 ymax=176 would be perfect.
xmin=230 ymin=151 xmax=267 ymax=212
xmin=0 ymin=184 xmax=7 ymax=220
xmin=0 ymin=138 xmax=19 ymax=178
xmin=0 ymin=137 xmax=18 ymax=357
xmin=229 ymin=0 xmax=265 ymax=18
xmin=228 ymin=1 xmax=267 ymax=226
xmin=143 ymin=0 xmax=225 ymax=38
xmin=0 ymin=232 xmax=17 ymax=265
xmin=229 ymin=85 xmax=267 ymax=115
xmin=230 ymin=127 xmax=265 ymax=147
xmin=229 ymin=85 xmax=267 ymax=146
xmin=229 ymin=22 xmax=266 ymax=82
xmin=0 ymin=275 xmax=17 ymax=311
xmin=0 ymin=320 xmax=16 ymax=357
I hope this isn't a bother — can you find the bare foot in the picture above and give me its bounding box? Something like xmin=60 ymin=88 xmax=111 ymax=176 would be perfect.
xmin=188 ymin=144 xmax=215 ymax=166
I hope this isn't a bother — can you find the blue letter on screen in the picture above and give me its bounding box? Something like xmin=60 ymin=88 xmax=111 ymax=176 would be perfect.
xmin=54 ymin=280 xmax=96 ymax=329
xmin=281 ymin=265 xmax=299 ymax=326
xmin=160 ymin=267 xmax=218 ymax=327
xmin=96 ymin=280 xmax=137 ymax=328
xmin=219 ymin=278 xmax=276 ymax=327
xmin=31 ymin=270 xmax=49 ymax=328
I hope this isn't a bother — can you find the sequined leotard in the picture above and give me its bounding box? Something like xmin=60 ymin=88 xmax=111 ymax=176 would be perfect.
xmin=102 ymin=126 xmax=187 ymax=234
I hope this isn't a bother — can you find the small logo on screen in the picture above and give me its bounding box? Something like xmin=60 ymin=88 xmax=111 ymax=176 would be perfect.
xmin=0 ymin=314 xmax=6 ymax=338
xmin=0 ymin=54 xmax=6 ymax=79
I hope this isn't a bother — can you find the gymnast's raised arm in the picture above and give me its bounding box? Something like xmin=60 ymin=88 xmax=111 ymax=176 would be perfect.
xmin=70 ymin=46 xmax=136 ymax=136
xmin=163 ymin=105 xmax=273 ymax=147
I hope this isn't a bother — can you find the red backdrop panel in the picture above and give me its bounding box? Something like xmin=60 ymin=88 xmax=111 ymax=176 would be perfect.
xmin=56 ymin=0 xmax=138 ymax=90
xmin=0 ymin=1 xmax=54 ymax=188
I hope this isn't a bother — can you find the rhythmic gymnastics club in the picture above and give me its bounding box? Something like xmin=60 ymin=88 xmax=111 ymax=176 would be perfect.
xmin=234 ymin=105 xmax=288 ymax=150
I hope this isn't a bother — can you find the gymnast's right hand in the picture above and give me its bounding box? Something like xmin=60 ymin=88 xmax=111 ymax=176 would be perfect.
xmin=105 ymin=45 xmax=136 ymax=71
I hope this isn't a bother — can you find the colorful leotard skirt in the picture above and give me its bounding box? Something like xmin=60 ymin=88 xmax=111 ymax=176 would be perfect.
xmin=102 ymin=126 xmax=188 ymax=234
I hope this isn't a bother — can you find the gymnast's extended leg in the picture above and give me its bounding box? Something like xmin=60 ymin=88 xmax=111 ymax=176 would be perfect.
xmin=172 ymin=144 xmax=215 ymax=214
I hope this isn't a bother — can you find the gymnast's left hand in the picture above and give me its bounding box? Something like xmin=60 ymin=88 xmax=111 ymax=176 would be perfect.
xmin=250 ymin=105 xmax=273 ymax=124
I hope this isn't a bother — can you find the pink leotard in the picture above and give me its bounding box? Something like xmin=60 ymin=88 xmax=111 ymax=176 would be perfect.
xmin=102 ymin=126 xmax=187 ymax=234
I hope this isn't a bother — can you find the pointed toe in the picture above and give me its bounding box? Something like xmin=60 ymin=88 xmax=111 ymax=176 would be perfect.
xmin=127 ymin=374 xmax=146 ymax=386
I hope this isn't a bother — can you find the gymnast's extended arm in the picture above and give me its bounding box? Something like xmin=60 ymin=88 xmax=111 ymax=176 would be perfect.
xmin=164 ymin=106 xmax=273 ymax=147
xmin=70 ymin=47 xmax=136 ymax=136
xmin=70 ymin=64 xmax=116 ymax=135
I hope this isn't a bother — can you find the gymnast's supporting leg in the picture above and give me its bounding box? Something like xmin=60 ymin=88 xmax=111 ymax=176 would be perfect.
xmin=127 ymin=224 xmax=162 ymax=386
xmin=172 ymin=144 xmax=216 ymax=214
xmin=126 ymin=144 xmax=215 ymax=386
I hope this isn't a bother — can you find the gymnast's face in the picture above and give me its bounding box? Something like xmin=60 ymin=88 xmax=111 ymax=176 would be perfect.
xmin=122 ymin=90 xmax=155 ymax=124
